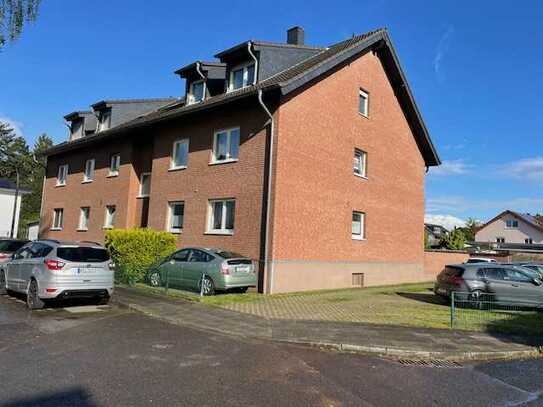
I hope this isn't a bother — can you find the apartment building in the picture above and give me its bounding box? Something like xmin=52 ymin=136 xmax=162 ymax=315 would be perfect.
xmin=41 ymin=27 xmax=440 ymax=293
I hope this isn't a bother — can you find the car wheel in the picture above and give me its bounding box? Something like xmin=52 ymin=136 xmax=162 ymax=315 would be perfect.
xmin=27 ymin=280 xmax=45 ymax=310
xmin=0 ymin=269 xmax=6 ymax=295
xmin=149 ymin=270 xmax=162 ymax=287
xmin=200 ymin=276 xmax=215 ymax=296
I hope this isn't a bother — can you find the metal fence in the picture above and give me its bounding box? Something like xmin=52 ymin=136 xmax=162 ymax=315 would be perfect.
xmin=450 ymin=292 xmax=543 ymax=337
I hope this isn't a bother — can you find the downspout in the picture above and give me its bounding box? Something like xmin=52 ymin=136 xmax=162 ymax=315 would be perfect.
xmin=247 ymin=42 xmax=258 ymax=84
xmin=195 ymin=61 xmax=206 ymax=100
xmin=258 ymin=89 xmax=275 ymax=294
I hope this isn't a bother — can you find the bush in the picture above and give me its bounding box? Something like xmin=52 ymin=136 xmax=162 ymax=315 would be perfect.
xmin=105 ymin=228 xmax=177 ymax=285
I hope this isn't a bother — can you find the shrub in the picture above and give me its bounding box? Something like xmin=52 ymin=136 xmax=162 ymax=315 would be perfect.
xmin=105 ymin=228 xmax=177 ymax=285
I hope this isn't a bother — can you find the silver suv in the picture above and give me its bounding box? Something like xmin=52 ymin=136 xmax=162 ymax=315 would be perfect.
xmin=0 ymin=240 xmax=114 ymax=309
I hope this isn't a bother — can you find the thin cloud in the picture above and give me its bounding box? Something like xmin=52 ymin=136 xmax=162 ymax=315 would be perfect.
xmin=429 ymin=159 xmax=472 ymax=176
xmin=500 ymin=157 xmax=543 ymax=183
xmin=0 ymin=115 xmax=24 ymax=138
xmin=424 ymin=214 xmax=466 ymax=231
xmin=433 ymin=25 xmax=454 ymax=81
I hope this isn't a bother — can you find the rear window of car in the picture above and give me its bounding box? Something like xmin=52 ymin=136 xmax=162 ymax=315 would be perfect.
xmin=213 ymin=250 xmax=245 ymax=259
xmin=443 ymin=266 xmax=464 ymax=277
xmin=56 ymin=247 xmax=110 ymax=262
xmin=0 ymin=240 xmax=28 ymax=252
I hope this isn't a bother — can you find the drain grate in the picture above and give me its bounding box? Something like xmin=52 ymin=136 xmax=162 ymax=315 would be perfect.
xmin=397 ymin=359 xmax=462 ymax=368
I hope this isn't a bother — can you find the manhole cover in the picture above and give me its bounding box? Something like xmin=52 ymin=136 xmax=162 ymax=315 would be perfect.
xmin=397 ymin=359 xmax=462 ymax=368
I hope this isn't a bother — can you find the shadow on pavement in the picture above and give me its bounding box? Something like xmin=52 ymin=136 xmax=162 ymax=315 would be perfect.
xmin=2 ymin=387 xmax=96 ymax=407
xmin=5 ymin=290 xmax=104 ymax=309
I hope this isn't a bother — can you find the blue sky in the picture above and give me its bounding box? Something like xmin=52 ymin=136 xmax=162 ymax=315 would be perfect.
xmin=1 ymin=0 xmax=542 ymax=228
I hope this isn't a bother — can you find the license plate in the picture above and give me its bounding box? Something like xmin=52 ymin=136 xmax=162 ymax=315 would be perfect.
xmin=236 ymin=266 xmax=250 ymax=273
xmin=72 ymin=267 xmax=97 ymax=275
xmin=436 ymin=287 xmax=447 ymax=295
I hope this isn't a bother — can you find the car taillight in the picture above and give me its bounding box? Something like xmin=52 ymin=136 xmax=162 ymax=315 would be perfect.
xmin=220 ymin=261 xmax=230 ymax=275
xmin=451 ymin=276 xmax=464 ymax=286
xmin=0 ymin=253 xmax=9 ymax=259
xmin=44 ymin=259 xmax=66 ymax=271
xmin=108 ymin=261 xmax=115 ymax=269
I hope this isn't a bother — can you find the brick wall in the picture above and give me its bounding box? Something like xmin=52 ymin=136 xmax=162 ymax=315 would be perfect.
xmin=423 ymin=250 xmax=470 ymax=281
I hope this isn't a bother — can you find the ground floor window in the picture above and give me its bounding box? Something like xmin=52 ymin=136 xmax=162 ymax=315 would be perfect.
xmin=168 ymin=202 xmax=184 ymax=233
xmin=52 ymin=208 xmax=64 ymax=230
xmin=352 ymin=211 xmax=365 ymax=240
xmin=79 ymin=207 xmax=90 ymax=230
xmin=104 ymin=205 xmax=116 ymax=229
xmin=207 ymin=199 xmax=235 ymax=234
xmin=496 ymin=237 xmax=505 ymax=243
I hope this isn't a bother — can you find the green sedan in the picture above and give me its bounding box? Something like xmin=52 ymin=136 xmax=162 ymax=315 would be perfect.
xmin=147 ymin=247 xmax=256 ymax=295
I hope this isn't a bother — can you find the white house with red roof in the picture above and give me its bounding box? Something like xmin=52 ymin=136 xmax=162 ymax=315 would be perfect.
xmin=475 ymin=210 xmax=543 ymax=245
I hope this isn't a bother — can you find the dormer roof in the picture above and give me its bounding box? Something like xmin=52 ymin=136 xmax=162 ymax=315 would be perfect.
xmin=174 ymin=61 xmax=226 ymax=78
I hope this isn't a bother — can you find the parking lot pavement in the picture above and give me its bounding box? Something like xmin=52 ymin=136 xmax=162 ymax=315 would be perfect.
xmin=2 ymin=293 xmax=543 ymax=407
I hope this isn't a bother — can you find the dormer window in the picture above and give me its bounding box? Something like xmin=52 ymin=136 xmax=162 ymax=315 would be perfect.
xmin=97 ymin=110 xmax=111 ymax=132
xmin=228 ymin=62 xmax=255 ymax=92
xmin=188 ymin=80 xmax=205 ymax=104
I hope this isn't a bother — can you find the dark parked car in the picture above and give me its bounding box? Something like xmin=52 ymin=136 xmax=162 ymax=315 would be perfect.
xmin=0 ymin=239 xmax=30 ymax=263
xmin=434 ymin=263 xmax=543 ymax=306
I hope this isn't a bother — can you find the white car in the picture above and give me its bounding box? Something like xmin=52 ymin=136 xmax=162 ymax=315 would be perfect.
xmin=465 ymin=257 xmax=497 ymax=264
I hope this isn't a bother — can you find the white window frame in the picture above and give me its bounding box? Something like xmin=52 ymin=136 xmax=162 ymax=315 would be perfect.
xmin=56 ymin=164 xmax=68 ymax=186
xmin=505 ymin=219 xmax=519 ymax=229
xmin=211 ymin=127 xmax=240 ymax=164
xmin=206 ymin=199 xmax=235 ymax=235
xmin=97 ymin=110 xmax=111 ymax=132
xmin=83 ymin=159 xmax=95 ymax=183
xmin=170 ymin=139 xmax=189 ymax=170
xmin=78 ymin=207 xmax=90 ymax=231
xmin=167 ymin=201 xmax=184 ymax=234
xmin=359 ymin=89 xmax=369 ymax=117
xmin=526 ymin=238 xmax=534 ymax=244
xmin=352 ymin=211 xmax=366 ymax=240
xmin=109 ymin=153 xmax=120 ymax=176
xmin=138 ymin=173 xmax=151 ymax=198
xmin=104 ymin=205 xmax=116 ymax=229
xmin=52 ymin=208 xmax=64 ymax=230
xmin=353 ymin=149 xmax=367 ymax=178
xmin=496 ymin=237 xmax=505 ymax=243
xmin=227 ymin=62 xmax=256 ymax=92
xmin=187 ymin=80 xmax=206 ymax=105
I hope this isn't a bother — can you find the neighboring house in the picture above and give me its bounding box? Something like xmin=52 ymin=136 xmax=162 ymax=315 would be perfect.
xmin=425 ymin=223 xmax=448 ymax=247
xmin=475 ymin=210 xmax=543 ymax=245
xmin=41 ymin=27 xmax=440 ymax=293
xmin=0 ymin=179 xmax=31 ymax=238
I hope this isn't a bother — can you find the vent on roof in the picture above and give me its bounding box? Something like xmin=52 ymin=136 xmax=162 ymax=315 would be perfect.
xmin=287 ymin=26 xmax=305 ymax=46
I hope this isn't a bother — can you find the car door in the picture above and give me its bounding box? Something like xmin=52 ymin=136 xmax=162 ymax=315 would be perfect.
xmin=504 ymin=268 xmax=543 ymax=305
xmin=18 ymin=243 xmax=41 ymax=292
xmin=481 ymin=267 xmax=515 ymax=302
xmin=164 ymin=249 xmax=190 ymax=289
xmin=183 ymin=250 xmax=212 ymax=290
xmin=7 ymin=246 xmax=32 ymax=292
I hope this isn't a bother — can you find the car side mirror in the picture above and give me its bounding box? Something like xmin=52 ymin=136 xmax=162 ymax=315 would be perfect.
xmin=533 ymin=278 xmax=542 ymax=286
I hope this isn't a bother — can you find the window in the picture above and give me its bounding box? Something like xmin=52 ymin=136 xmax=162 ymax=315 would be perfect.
xmin=505 ymin=219 xmax=519 ymax=228
xmin=188 ymin=249 xmax=214 ymax=263
xmin=172 ymin=249 xmax=190 ymax=262
xmin=526 ymin=238 xmax=534 ymax=244
xmin=483 ymin=268 xmax=506 ymax=281
xmin=83 ymin=159 xmax=95 ymax=182
xmin=79 ymin=207 xmax=90 ymax=230
xmin=496 ymin=237 xmax=505 ymax=243
xmin=207 ymin=199 xmax=235 ymax=234
xmin=139 ymin=173 xmax=151 ymax=197
xmin=104 ymin=205 xmax=116 ymax=229
xmin=57 ymin=164 xmax=68 ymax=186
xmin=353 ymin=149 xmax=367 ymax=178
xmin=109 ymin=154 xmax=120 ymax=176
xmin=228 ymin=63 xmax=255 ymax=91
xmin=352 ymin=211 xmax=365 ymax=240
xmin=359 ymin=89 xmax=369 ymax=117
xmin=170 ymin=139 xmax=189 ymax=169
xmin=505 ymin=268 xmax=532 ymax=283
xmin=52 ymin=208 xmax=64 ymax=230
xmin=212 ymin=128 xmax=240 ymax=163
xmin=168 ymin=201 xmax=184 ymax=233
xmin=188 ymin=80 xmax=205 ymax=104
xmin=97 ymin=110 xmax=111 ymax=132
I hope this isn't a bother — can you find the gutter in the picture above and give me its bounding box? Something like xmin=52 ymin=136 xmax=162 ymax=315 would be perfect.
xmin=257 ymin=89 xmax=275 ymax=294
xmin=195 ymin=61 xmax=207 ymax=101
xmin=247 ymin=42 xmax=259 ymax=84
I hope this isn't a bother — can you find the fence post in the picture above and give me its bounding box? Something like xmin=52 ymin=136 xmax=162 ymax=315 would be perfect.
xmin=450 ymin=291 xmax=455 ymax=329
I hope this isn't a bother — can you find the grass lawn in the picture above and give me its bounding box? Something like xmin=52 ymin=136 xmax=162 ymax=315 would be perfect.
xmin=126 ymin=282 xmax=543 ymax=336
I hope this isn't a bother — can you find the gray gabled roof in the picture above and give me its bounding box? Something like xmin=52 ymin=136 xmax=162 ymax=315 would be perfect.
xmin=44 ymin=28 xmax=440 ymax=165
xmin=214 ymin=40 xmax=323 ymax=59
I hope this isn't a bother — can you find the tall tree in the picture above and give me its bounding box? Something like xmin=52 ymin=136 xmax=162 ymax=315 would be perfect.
xmin=439 ymin=228 xmax=466 ymax=250
xmin=0 ymin=0 xmax=41 ymax=49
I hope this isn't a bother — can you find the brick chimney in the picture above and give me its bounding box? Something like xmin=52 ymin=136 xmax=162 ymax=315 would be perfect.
xmin=287 ymin=26 xmax=305 ymax=46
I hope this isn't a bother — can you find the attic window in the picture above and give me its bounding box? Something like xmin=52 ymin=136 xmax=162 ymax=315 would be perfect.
xmin=359 ymin=89 xmax=369 ymax=117
xmin=188 ymin=80 xmax=205 ymax=104
xmin=97 ymin=110 xmax=111 ymax=132
xmin=228 ymin=62 xmax=255 ymax=92
xmin=505 ymin=219 xmax=519 ymax=229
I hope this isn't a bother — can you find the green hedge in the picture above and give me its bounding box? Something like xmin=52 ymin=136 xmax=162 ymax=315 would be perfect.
xmin=105 ymin=228 xmax=177 ymax=285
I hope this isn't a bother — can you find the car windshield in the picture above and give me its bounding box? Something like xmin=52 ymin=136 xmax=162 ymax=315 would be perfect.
xmin=514 ymin=266 xmax=541 ymax=279
xmin=213 ymin=250 xmax=245 ymax=259
xmin=0 ymin=240 xmax=28 ymax=252
xmin=56 ymin=247 xmax=110 ymax=263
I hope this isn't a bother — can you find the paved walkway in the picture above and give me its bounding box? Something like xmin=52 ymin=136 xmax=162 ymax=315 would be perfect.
xmin=113 ymin=286 xmax=542 ymax=361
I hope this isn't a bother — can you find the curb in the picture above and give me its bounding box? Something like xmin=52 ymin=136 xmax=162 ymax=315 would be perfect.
xmin=113 ymin=298 xmax=543 ymax=362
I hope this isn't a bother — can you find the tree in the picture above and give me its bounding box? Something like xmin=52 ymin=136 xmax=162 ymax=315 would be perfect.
xmin=0 ymin=0 xmax=41 ymax=49
xmin=439 ymin=228 xmax=466 ymax=250
xmin=456 ymin=217 xmax=480 ymax=242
